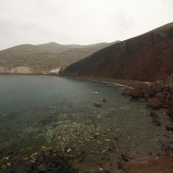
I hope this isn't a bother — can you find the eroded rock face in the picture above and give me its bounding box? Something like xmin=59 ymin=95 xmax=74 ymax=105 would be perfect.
xmin=61 ymin=23 xmax=173 ymax=82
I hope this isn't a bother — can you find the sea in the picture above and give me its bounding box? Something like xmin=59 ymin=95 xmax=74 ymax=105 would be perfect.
xmin=0 ymin=75 xmax=172 ymax=169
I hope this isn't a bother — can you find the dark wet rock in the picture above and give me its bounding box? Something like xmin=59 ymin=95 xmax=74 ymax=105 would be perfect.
xmin=121 ymin=153 xmax=130 ymax=162
xmin=101 ymin=99 xmax=106 ymax=102
xmin=144 ymin=93 xmax=150 ymax=100
xmin=159 ymin=142 xmax=173 ymax=156
xmin=13 ymin=165 xmax=28 ymax=173
xmin=31 ymin=171 xmax=39 ymax=173
xmin=2 ymin=148 xmax=82 ymax=173
xmin=93 ymin=134 xmax=98 ymax=139
xmin=163 ymin=91 xmax=172 ymax=99
xmin=6 ymin=151 xmax=13 ymax=156
xmin=150 ymin=112 xmax=159 ymax=119
xmin=123 ymin=167 xmax=130 ymax=172
xmin=154 ymin=92 xmax=165 ymax=103
xmin=163 ymin=134 xmax=169 ymax=138
xmin=37 ymin=115 xmax=57 ymax=125
xmin=163 ymin=86 xmax=171 ymax=92
xmin=165 ymin=126 xmax=173 ymax=132
xmin=117 ymin=160 xmax=124 ymax=169
xmin=166 ymin=109 xmax=173 ymax=117
xmin=152 ymin=119 xmax=161 ymax=126
xmin=130 ymin=88 xmax=143 ymax=99
xmin=105 ymin=171 xmax=110 ymax=173
xmin=150 ymin=85 xmax=162 ymax=94
xmin=94 ymin=103 xmax=103 ymax=107
xmin=37 ymin=164 xmax=46 ymax=172
xmin=122 ymin=88 xmax=132 ymax=96
xmin=147 ymin=97 xmax=161 ymax=108
xmin=161 ymin=103 xmax=170 ymax=108
xmin=76 ymin=151 xmax=85 ymax=163
xmin=113 ymin=136 xmax=118 ymax=141
xmin=164 ymin=98 xmax=171 ymax=106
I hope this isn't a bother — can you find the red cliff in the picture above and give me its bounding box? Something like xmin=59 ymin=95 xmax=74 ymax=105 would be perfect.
xmin=60 ymin=23 xmax=173 ymax=82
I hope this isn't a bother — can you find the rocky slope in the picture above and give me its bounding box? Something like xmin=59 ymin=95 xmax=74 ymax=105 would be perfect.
xmin=0 ymin=42 xmax=116 ymax=74
xmin=60 ymin=23 xmax=173 ymax=82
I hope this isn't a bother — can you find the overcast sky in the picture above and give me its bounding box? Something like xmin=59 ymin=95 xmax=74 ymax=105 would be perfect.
xmin=0 ymin=0 xmax=173 ymax=50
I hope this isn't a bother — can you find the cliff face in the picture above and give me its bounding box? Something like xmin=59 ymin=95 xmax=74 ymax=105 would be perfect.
xmin=60 ymin=23 xmax=173 ymax=82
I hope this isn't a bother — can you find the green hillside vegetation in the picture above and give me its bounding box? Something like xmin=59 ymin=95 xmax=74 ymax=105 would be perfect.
xmin=0 ymin=41 xmax=119 ymax=73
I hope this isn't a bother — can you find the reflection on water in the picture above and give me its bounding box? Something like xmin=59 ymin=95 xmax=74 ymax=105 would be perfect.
xmin=0 ymin=75 xmax=172 ymax=169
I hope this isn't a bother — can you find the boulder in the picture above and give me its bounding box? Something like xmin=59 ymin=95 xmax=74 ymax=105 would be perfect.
xmin=150 ymin=112 xmax=159 ymax=119
xmin=130 ymin=88 xmax=143 ymax=99
xmin=154 ymin=92 xmax=165 ymax=103
xmin=166 ymin=109 xmax=173 ymax=118
xmin=163 ymin=86 xmax=171 ymax=92
xmin=101 ymin=99 xmax=106 ymax=102
xmin=163 ymin=91 xmax=172 ymax=99
xmin=152 ymin=119 xmax=161 ymax=126
xmin=164 ymin=98 xmax=171 ymax=106
xmin=37 ymin=164 xmax=46 ymax=172
xmin=165 ymin=126 xmax=173 ymax=132
xmin=169 ymin=95 xmax=173 ymax=102
xmin=149 ymin=85 xmax=163 ymax=97
xmin=147 ymin=98 xmax=161 ymax=109
xmin=144 ymin=93 xmax=150 ymax=100
xmin=122 ymin=88 xmax=132 ymax=96
xmin=94 ymin=103 xmax=103 ymax=107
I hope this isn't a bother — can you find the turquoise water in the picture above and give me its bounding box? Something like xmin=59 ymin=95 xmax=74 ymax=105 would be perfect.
xmin=0 ymin=75 xmax=172 ymax=169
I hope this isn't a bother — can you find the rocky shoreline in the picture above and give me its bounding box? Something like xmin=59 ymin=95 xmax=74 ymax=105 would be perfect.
xmin=122 ymin=74 xmax=173 ymax=121
xmin=1 ymin=75 xmax=173 ymax=173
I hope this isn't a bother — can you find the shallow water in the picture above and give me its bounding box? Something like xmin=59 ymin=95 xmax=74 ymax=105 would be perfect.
xmin=0 ymin=75 xmax=172 ymax=170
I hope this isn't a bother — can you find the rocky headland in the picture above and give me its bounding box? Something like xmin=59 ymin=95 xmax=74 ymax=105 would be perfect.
xmin=59 ymin=22 xmax=173 ymax=82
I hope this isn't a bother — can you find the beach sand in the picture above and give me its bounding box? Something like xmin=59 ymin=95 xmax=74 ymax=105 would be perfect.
xmin=67 ymin=75 xmax=143 ymax=88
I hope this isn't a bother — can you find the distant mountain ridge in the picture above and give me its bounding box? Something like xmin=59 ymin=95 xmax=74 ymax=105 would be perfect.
xmin=0 ymin=41 xmax=118 ymax=74
xmin=60 ymin=22 xmax=173 ymax=82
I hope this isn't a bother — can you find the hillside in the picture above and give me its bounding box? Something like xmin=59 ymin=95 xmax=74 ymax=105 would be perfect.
xmin=0 ymin=42 xmax=116 ymax=74
xmin=59 ymin=22 xmax=173 ymax=82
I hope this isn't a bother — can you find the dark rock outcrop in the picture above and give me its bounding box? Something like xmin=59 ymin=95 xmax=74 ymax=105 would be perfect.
xmin=60 ymin=23 xmax=173 ymax=82
xmin=147 ymin=98 xmax=161 ymax=109
xmin=125 ymin=74 xmax=173 ymax=111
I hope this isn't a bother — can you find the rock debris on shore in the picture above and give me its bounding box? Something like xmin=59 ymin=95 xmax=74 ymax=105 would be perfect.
xmin=0 ymin=148 xmax=111 ymax=173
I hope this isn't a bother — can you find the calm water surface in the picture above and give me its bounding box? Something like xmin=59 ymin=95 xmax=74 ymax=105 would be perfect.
xmin=0 ymin=75 xmax=172 ymax=169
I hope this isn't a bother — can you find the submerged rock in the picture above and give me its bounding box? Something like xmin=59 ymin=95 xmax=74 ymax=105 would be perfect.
xmin=152 ymin=119 xmax=161 ymax=126
xmin=94 ymin=103 xmax=103 ymax=107
xmin=150 ymin=112 xmax=160 ymax=119
xmin=117 ymin=160 xmax=124 ymax=169
xmin=165 ymin=126 xmax=173 ymax=132
xmin=101 ymin=99 xmax=106 ymax=102
xmin=166 ymin=109 xmax=173 ymax=118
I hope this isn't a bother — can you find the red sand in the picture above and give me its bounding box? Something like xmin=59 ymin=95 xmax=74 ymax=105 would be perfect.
xmin=67 ymin=75 xmax=143 ymax=88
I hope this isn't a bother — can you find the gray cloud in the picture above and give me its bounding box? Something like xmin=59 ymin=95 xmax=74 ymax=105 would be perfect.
xmin=163 ymin=0 xmax=173 ymax=8
xmin=0 ymin=0 xmax=173 ymax=50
